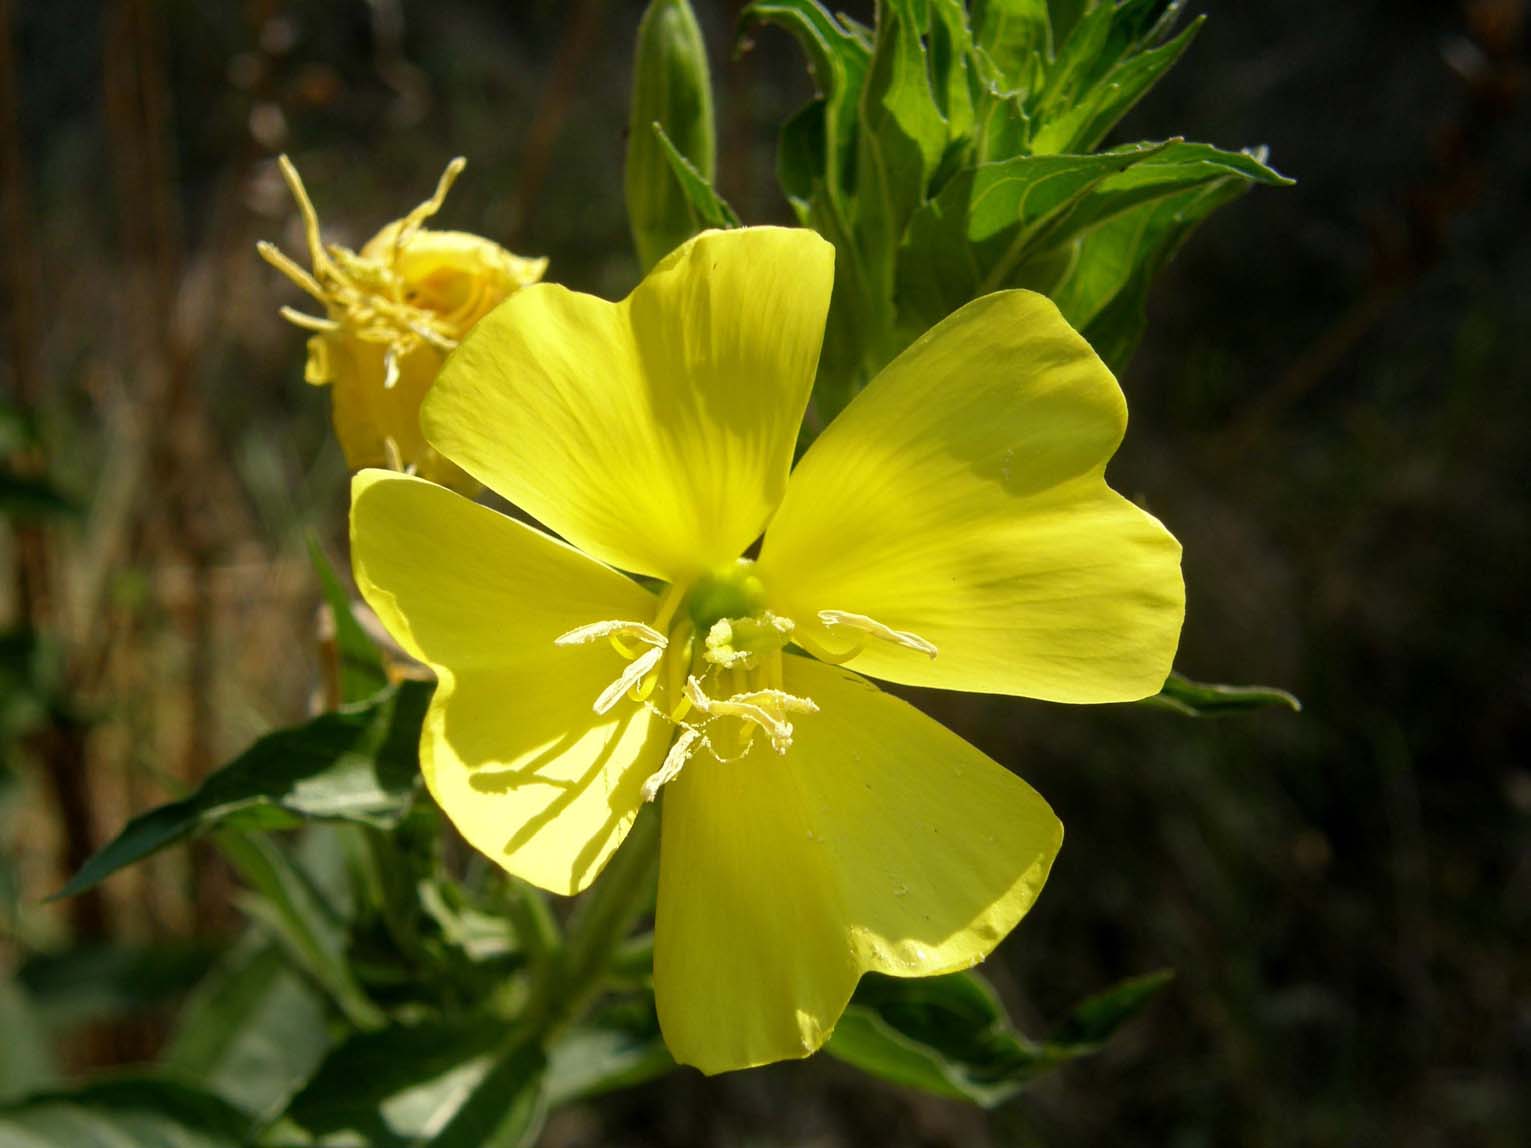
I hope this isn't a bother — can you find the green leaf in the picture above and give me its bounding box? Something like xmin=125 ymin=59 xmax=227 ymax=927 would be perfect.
xmin=896 ymin=142 xmax=1169 ymax=330
xmin=0 ymin=978 xmax=56 ymax=1102
xmin=17 ymin=942 xmax=219 ymax=1033
xmin=162 ymin=933 xmax=333 ymax=1119
xmin=651 ymin=122 xmax=740 ymax=230
xmin=1031 ymin=16 xmax=1202 ymax=154
xmin=54 ymin=681 xmax=431 ymax=900
xmin=545 ymin=997 xmax=674 ymax=1107
xmin=0 ymin=1079 xmax=253 ymax=1148
xmin=742 ymin=0 xmax=871 ymax=208
xmin=218 ymin=830 xmax=386 ymax=1032
xmin=856 ymin=0 xmax=950 ymax=300
xmin=626 ymin=0 xmax=717 ymax=270
xmin=307 ymin=535 xmax=388 ymax=705
xmin=0 ymin=471 xmax=78 ymax=520
xmin=1051 ymin=170 xmax=1263 ymax=370
xmin=1050 ymin=967 xmax=1175 ymax=1047
xmin=970 ymin=0 xmax=1052 ymax=94
xmin=828 ymin=967 xmax=1173 ymax=1107
xmin=1141 ymin=671 xmax=1302 ymax=718
xmin=1062 ymin=140 xmax=1291 ymax=234
xmin=270 ymin=1020 xmax=545 ymax=1148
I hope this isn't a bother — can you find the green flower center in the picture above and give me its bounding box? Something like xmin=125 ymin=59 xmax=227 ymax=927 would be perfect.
xmin=683 ymin=559 xmax=768 ymax=635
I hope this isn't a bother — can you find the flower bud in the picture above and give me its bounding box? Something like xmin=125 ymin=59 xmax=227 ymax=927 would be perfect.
xmin=625 ymin=0 xmax=716 ymax=272
xmin=260 ymin=157 xmax=546 ymax=491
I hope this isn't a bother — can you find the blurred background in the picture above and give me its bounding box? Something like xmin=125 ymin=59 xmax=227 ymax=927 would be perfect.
xmin=1 ymin=1 xmax=1527 ymax=1145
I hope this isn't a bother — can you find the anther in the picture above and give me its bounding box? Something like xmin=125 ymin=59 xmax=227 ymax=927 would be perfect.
xmin=555 ymin=620 xmax=668 ymax=649
xmin=819 ymin=610 xmax=938 ymax=658
xmin=593 ymin=645 xmax=663 ymax=716
xmin=641 ymin=727 xmax=700 ymax=803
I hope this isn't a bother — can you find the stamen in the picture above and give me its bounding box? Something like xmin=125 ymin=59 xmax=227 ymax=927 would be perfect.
xmin=819 ymin=610 xmax=938 ymax=658
xmin=641 ymin=727 xmax=700 ymax=803
xmin=382 ymin=436 xmax=405 ymax=473
xmin=277 ymin=306 xmax=340 ymax=332
xmin=594 ymin=645 xmax=664 ymax=715
xmin=276 ymin=154 xmax=332 ymax=276
xmin=555 ymin=620 xmax=667 ymax=649
xmin=393 ymin=157 xmax=467 ymax=256
xmin=382 ymin=347 xmax=401 ymax=390
xmin=257 ymin=241 xmax=327 ymax=300
xmin=684 ymin=675 xmax=814 ymax=753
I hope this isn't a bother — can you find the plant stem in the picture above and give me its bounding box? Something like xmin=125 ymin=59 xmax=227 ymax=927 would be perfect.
xmin=523 ymin=804 xmax=661 ymax=1042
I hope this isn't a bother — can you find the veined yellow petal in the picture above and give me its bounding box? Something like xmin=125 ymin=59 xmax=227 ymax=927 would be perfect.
xmin=758 ymin=291 xmax=1184 ymax=703
xmin=653 ymin=657 xmax=1061 ymax=1074
xmin=423 ymin=227 xmax=835 ymax=581
xmin=349 ymin=470 xmax=668 ymax=894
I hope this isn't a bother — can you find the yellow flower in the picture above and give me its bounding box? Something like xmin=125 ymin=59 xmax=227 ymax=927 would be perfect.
xmin=259 ymin=156 xmax=547 ymax=490
xmin=348 ymin=228 xmax=1184 ymax=1073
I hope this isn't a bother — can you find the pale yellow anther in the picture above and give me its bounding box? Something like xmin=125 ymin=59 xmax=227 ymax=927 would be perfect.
xmin=554 ymin=619 xmax=668 ymax=649
xmin=641 ymin=727 xmax=701 ymax=803
xmin=683 ymin=675 xmax=814 ymax=754
xmin=594 ymin=644 xmax=664 ymax=715
xmin=818 ymin=610 xmax=938 ymax=658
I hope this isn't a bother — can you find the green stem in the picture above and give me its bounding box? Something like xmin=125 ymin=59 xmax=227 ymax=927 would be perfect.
xmin=522 ymin=803 xmax=661 ymax=1041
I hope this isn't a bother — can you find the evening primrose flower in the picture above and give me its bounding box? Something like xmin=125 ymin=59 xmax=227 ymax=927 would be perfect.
xmin=259 ymin=156 xmax=547 ymax=490
xmin=349 ymin=227 xmax=1184 ymax=1073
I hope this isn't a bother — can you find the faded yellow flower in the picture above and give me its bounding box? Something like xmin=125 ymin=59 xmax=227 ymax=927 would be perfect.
xmin=259 ymin=157 xmax=546 ymax=490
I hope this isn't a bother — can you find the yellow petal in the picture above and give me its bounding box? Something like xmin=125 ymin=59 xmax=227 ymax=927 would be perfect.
xmin=423 ymin=227 xmax=835 ymax=581
xmin=349 ymin=470 xmax=669 ymax=894
xmin=653 ymin=656 xmax=1062 ymax=1073
xmin=758 ymin=291 xmax=1184 ymax=703
xmin=361 ymin=225 xmax=548 ymax=337
xmin=326 ymin=337 xmax=477 ymax=492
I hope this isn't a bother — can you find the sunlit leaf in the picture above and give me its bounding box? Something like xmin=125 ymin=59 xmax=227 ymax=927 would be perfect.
xmin=651 ymin=123 xmax=740 ymax=230
xmin=270 ymin=1020 xmax=545 ymax=1148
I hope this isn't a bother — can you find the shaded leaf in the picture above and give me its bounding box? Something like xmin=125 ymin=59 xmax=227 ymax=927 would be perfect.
xmin=828 ymin=966 xmax=1172 ymax=1107
xmin=218 ymin=830 xmax=386 ymax=1032
xmin=0 ymin=978 xmax=56 ymax=1103
xmin=271 ymin=1019 xmax=544 ymax=1148
xmin=545 ymin=997 xmax=674 ymax=1107
xmin=1142 ymin=671 xmax=1302 ymax=717
xmin=18 ymin=942 xmax=219 ymax=1033
xmin=0 ymin=1079 xmax=252 ymax=1148
xmin=55 ymin=681 xmax=431 ymax=900
xmin=162 ymin=933 xmax=334 ymax=1120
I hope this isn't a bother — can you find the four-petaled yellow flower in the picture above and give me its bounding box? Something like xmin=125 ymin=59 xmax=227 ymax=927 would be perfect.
xmin=349 ymin=227 xmax=1184 ymax=1074
xmin=260 ymin=156 xmax=547 ymax=490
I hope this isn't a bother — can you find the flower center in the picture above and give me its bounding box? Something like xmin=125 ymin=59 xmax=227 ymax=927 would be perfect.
xmin=555 ymin=559 xmax=938 ymax=802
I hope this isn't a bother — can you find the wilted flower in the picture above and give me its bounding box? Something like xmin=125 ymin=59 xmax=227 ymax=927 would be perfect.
xmin=348 ymin=228 xmax=1184 ymax=1073
xmin=259 ymin=156 xmax=547 ymax=490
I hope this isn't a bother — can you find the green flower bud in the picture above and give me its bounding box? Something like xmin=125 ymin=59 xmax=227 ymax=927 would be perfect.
xmin=625 ymin=0 xmax=716 ymax=272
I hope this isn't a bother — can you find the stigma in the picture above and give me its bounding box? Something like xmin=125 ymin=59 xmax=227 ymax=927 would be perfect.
xmin=553 ymin=560 xmax=935 ymax=802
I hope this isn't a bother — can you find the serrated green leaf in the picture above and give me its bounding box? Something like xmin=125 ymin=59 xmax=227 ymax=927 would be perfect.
xmin=307 ymin=535 xmax=388 ymax=705
xmin=651 ymin=122 xmax=740 ymax=230
xmin=0 ymin=1079 xmax=253 ymax=1148
xmin=828 ymin=966 xmax=1173 ymax=1107
xmin=162 ymin=934 xmax=333 ymax=1120
xmin=54 ymin=682 xmax=430 ymax=901
xmin=896 ymin=142 xmax=1168 ymax=330
xmin=271 ymin=1020 xmax=544 ymax=1148
xmin=1141 ymin=671 xmax=1302 ymax=718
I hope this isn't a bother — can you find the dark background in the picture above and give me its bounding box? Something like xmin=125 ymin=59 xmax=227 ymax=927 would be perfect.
xmin=2 ymin=1 xmax=1527 ymax=1145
